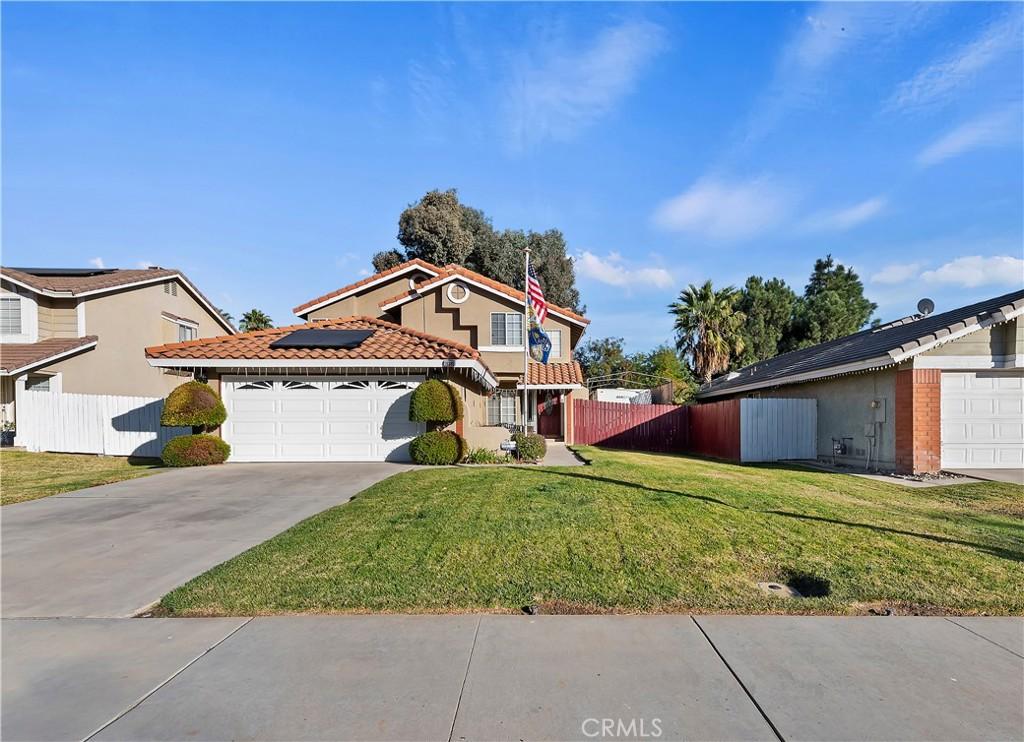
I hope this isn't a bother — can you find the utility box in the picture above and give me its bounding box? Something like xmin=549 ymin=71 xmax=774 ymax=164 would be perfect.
xmin=871 ymin=399 xmax=886 ymax=423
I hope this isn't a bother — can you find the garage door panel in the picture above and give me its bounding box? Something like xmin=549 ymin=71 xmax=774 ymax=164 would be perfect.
xmin=232 ymin=399 xmax=277 ymax=414
xmin=230 ymin=443 xmax=278 ymax=459
xmin=328 ymin=398 xmax=375 ymax=415
xmin=941 ymin=370 xmax=1024 ymax=469
xmin=232 ymin=421 xmax=277 ymax=436
xmin=280 ymin=421 xmax=326 ymax=435
xmin=279 ymin=398 xmax=326 ymax=414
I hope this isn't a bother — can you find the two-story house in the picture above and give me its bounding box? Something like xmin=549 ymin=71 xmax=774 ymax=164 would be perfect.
xmin=1 ymin=266 xmax=235 ymax=453
xmin=144 ymin=259 xmax=589 ymax=462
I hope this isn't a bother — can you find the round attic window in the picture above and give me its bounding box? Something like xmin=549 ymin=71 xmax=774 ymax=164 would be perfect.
xmin=447 ymin=282 xmax=470 ymax=304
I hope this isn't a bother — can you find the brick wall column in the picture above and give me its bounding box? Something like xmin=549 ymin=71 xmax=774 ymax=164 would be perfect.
xmin=894 ymin=368 xmax=942 ymax=474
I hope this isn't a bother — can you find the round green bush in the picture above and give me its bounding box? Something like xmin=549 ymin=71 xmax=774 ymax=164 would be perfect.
xmin=409 ymin=379 xmax=464 ymax=425
xmin=161 ymin=381 xmax=227 ymax=430
xmin=409 ymin=430 xmax=467 ymax=465
xmin=161 ymin=434 xmax=231 ymax=467
xmin=512 ymin=432 xmax=547 ymax=461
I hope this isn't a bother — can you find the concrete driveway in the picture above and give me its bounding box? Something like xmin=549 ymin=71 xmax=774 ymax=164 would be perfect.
xmin=1 ymin=463 xmax=410 ymax=618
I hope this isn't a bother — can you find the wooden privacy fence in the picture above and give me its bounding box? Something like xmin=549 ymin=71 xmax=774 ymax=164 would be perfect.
xmin=15 ymin=391 xmax=187 ymax=457
xmin=574 ymin=397 xmax=817 ymax=462
xmin=573 ymin=400 xmax=689 ymax=452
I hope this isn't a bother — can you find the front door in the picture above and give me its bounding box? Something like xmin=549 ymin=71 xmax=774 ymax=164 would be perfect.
xmin=537 ymin=391 xmax=562 ymax=438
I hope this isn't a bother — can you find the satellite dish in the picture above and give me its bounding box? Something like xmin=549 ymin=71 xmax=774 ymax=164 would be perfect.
xmin=917 ymin=298 xmax=935 ymax=316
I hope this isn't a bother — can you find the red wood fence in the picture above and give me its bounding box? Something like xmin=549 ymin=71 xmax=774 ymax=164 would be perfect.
xmin=573 ymin=400 xmax=689 ymax=452
xmin=687 ymin=398 xmax=741 ymax=461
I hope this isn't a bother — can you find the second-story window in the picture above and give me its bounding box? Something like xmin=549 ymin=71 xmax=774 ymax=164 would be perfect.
xmin=547 ymin=329 xmax=562 ymax=359
xmin=490 ymin=313 xmax=523 ymax=347
xmin=178 ymin=324 xmax=197 ymax=342
xmin=0 ymin=297 xmax=21 ymax=335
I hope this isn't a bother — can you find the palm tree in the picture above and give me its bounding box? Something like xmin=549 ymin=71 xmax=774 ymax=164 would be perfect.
xmin=217 ymin=308 xmax=235 ymax=326
xmin=239 ymin=309 xmax=274 ymax=332
xmin=669 ymin=281 xmax=746 ymax=383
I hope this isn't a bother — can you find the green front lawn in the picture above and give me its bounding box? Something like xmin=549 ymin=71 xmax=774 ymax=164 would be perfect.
xmin=0 ymin=450 xmax=163 ymax=505
xmin=161 ymin=447 xmax=1024 ymax=616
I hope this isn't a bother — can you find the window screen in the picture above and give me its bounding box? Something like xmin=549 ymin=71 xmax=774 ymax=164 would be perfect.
xmin=0 ymin=297 xmax=22 ymax=335
xmin=487 ymin=394 xmax=517 ymax=425
xmin=490 ymin=313 xmax=523 ymax=346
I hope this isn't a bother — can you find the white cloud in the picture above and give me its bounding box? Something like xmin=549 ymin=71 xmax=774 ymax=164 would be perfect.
xmin=870 ymin=261 xmax=923 ymax=285
xmin=920 ymin=255 xmax=1024 ymax=288
xmin=652 ymin=176 xmax=796 ymax=240
xmin=575 ymin=251 xmax=673 ymax=290
xmin=88 ymin=257 xmax=105 ymax=269
xmin=887 ymin=10 xmax=1022 ymax=112
xmin=741 ymin=3 xmax=933 ymax=146
xmin=804 ymin=196 xmax=887 ymax=232
xmin=917 ymin=106 xmax=1020 ymax=167
xmin=503 ymin=19 xmax=666 ymax=151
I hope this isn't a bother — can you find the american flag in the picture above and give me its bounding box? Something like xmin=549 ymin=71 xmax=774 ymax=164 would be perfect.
xmin=526 ymin=264 xmax=548 ymax=324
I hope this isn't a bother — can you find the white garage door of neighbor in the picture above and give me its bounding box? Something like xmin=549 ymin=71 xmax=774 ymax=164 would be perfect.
xmin=941 ymin=370 xmax=1024 ymax=469
xmin=222 ymin=376 xmax=426 ymax=462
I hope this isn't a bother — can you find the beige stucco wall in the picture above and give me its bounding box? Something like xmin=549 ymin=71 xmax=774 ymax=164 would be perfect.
xmin=305 ymin=273 xmax=424 ymax=321
xmin=919 ymin=318 xmax=1018 ymax=360
xmin=742 ymin=367 xmax=900 ymax=469
xmin=399 ymin=286 xmax=576 ymax=382
xmin=43 ymin=279 xmax=227 ymax=397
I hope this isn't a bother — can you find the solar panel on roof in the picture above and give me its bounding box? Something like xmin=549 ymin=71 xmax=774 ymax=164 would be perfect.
xmin=268 ymin=329 xmax=374 ymax=349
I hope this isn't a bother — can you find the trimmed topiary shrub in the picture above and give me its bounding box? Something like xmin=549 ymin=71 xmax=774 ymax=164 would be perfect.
xmin=409 ymin=379 xmax=464 ymax=427
xmin=161 ymin=381 xmax=227 ymax=430
xmin=409 ymin=430 xmax=467 ymax=465
xmin=161 ymin=434 xmax=230 ymax=467
xmin=512 ymin=432 xmax=547 ymax=462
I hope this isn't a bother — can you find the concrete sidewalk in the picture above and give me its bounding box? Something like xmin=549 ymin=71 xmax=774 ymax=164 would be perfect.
xmin=3 ymin=615 xmax=1021 ymax=741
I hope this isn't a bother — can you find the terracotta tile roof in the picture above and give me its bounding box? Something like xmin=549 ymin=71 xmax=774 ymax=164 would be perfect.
xmin=146 ymin=316 xmax=483 ymax=362
xmin=525 ymin=361 xmax=585 ymax=386
xmin=2 ymin=267 xmax=180 ymax=295
xmin=379 ymin=264 xmax=590 ymax=325
xmin=292 ymin=259 xmax=443 ymax=315
xmin=0 ymin=336 xmax=98 ymax=374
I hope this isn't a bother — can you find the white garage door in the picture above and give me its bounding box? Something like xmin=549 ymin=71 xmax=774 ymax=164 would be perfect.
xmin=222 ymin=376 xmax=425 ymax=462
xmin=941 ymin=371 xmax=1024 ymax=469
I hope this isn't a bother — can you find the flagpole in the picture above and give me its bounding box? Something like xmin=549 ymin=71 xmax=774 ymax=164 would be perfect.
xmin=523 ymin=246 xmax=531 ymax=435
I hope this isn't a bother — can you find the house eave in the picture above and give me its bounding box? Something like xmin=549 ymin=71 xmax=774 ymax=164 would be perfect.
xmin=146 ymin=356 xmax=497 ymax=390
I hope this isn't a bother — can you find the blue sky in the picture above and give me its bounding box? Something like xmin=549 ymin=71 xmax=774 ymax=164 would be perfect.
xmin=3 ymin=2 xmax=1022 ymax=350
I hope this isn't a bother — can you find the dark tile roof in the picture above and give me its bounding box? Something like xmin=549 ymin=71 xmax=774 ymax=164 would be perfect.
xmin=699 ymin=289 xmax=1024 ymax=398
xmin=0 ymin=336 xmax=98 ymax=374
xmin=2 ymin=267 xmax=179 ymax=294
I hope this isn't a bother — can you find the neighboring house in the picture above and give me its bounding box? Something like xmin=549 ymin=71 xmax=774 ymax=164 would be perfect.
xmin=698 ymin=290 xmax=1024 ymax=474
xmin=0 ymin=266 xmax=235 ymax=453
xmin=144 ymin=259 xmax=589 ymax=462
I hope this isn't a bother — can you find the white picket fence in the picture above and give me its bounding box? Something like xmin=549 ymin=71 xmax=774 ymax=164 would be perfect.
xmin=740 ymin=398 xmax=817 ymax=462
xmin=15 ymin=391 xmax=187 ymax=457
